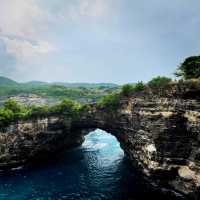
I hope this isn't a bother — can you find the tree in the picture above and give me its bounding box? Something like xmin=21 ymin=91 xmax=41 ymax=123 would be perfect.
xmin=175 ymin=56 xmax=200 ymax=80
xmin=148 ymin=76 xmax=172 ymax=88
xmin=79 ymin=104 xmax=91 ymax=113
xmin=30 ymin=105 xmax=49 ymax=118
xmin=134 ymin=82 xmax=145 ymax=92
xmin=50 ymin=99 xmax=80 ymax=119
xmin=121 ymin=84 xmax=134 ymax=97
xmin=4 ymin=99 xmax=21 ymax=113
xmin=97 ymin=93 xmax=120 ymax=112
xmin=0 ymin=108 xmax=14 ymax=126
xmin=3 ymin=99 xmax=26 ymax=119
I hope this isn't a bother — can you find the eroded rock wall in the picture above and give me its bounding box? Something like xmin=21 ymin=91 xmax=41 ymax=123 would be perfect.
xmin=0 ymin=117 xmax=84 ymax=169
xmin=81 ymin=94 xmax=200 ymax=199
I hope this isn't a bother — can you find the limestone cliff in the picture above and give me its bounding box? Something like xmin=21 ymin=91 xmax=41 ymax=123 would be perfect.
xmin=86 ymin=98 xmax=200 ymax=199
xmin=0 ymin=117 xmax=83 ymax=169
xmin=75 ymin=81 xmax=200 ymax=199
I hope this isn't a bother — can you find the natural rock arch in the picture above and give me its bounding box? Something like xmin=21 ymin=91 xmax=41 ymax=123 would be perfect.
xmin=0 ymin=83 xmax=200 ymax=199
xmin=71 ymin=95 xmax=200 ymax=200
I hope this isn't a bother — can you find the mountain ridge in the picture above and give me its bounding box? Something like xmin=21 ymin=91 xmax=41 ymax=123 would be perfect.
xmin=0 ymin=76 xmax=119 ymax=88
xmin=0 ymin=76 xmax=19 ymax=86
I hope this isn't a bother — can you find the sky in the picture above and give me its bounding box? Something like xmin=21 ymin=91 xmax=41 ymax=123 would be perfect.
xmin=0 ymin=0 xmax=200 ymax=84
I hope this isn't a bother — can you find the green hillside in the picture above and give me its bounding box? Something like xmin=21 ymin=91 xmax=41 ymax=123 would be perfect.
xmin=53 ymin=82 xmax=118 ymax=89
xmin=0 ymin=76 xmax=119 ymax=103
xmin=0 ymin=76 xmax=18 ymax=86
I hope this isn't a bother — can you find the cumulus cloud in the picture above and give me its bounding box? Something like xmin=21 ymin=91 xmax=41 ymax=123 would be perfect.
xmin=0 ymin=0 xmax=116 ymax=62
xmin=1 ymin=37 xmax=55 ymax=62
xmin=0 ymin=0 xmax=55 ymax=62
xmin=0 ymin=0 xmax=50 ymax=39
xmin=0 ymin=0 xmax=119 ymax=81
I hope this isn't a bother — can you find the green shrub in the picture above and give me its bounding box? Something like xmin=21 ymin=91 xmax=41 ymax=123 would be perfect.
xmin=50 ymin=99 xmax=80 ymax=119
xmin=4 ymin=99 xmax=21 ymax=114
xmin=0 ymin=98 xmax=83 ymax=127
xmin=133 ymin=82 xmax=145 ymax=92
xmin=175 ymin=56 xmax=200 ymax=80
xmin=121 ymin=82 xmax=146 ymax=97
xmin=30 ymin=105 xmax=49 ymax=118
xmin=121 ymin=84 xmax=134 ymax=97
xmin=3 ymin=99 xmax=29 ymax=120
xmin=79 ymin=104 xmax=91 ymax=113
xmin=148 ymin=76 xmax=172 ymax=89
xmin=97 ymin=93 xmax=120 ymax=112
xmin=0 ymin=108 xmax=14 ymax=127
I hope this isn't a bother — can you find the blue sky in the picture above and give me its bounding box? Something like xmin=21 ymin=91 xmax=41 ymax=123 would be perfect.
xmin=0 ymin=0 xmax=200 ymax=83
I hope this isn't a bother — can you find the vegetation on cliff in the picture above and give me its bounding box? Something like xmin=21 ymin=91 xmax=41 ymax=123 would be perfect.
xmin=175 ymin=56 xmax=200 ymax=80
xmin=96 ymin=55 xmax=200 ymax=111
xmin=96 ymin=73 xmax=199 ymax=112
xmin=0 ymin=99 xmax=82 ymax=128
xmin=0 ymin=99 xmax=29 ymax=127
xmin=148 ymin=76 xmax=172 ymax=89
xmin=49 ymin=99 xmax=80 ymax=119
xmin=96 ymin=82 xmax=146 ymax=111
xmin=96 ymin=93 xmax=120 ymax=112
xmin=121 ymin=82 xmax=145 ymax=97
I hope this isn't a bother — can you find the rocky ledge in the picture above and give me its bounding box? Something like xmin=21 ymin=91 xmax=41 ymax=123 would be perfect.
xmin=0 ymin=80 xmax=199 ymax=199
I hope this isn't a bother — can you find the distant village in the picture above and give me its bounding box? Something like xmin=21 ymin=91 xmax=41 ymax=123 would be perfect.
xmin=0 ymin=94 xmax=97 ymax=107
xmin=0 ymin=94 xmax=60 ymax=107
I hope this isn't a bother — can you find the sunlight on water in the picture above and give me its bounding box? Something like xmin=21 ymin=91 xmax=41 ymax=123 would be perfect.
xmin=0 ymin=129 xmax=186 ymax=200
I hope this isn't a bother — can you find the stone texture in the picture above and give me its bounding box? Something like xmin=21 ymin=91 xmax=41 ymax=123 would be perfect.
xmin=0 ymin=117 xmax=84 ymax=169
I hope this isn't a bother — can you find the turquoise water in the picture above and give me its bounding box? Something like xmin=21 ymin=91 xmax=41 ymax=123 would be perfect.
xmin=0 ymin=129 xmax=186 ymax=200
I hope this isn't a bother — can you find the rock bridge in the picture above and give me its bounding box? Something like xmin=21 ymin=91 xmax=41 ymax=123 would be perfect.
xmin=0 ymin=82 xmax=200 ymax=199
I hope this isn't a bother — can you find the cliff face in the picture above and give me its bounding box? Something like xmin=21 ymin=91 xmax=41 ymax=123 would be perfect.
xmin=82 ymin=98 xmax=200 ymax=199
xmin=74 ymin=81 xmax=200 ymax=199
xmin=0 ymin=117 xmax=84 ymax=169
xmin=0 ymin=81 xmax=199 ymax=199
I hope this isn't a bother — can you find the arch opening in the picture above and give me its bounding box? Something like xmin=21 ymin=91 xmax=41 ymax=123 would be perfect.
xmin=82 ymin=129 xmax=124 ymax=165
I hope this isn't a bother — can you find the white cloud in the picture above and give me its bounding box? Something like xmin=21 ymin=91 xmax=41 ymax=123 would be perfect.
xmin=1 ymin=37 xmax=55 ymax=62
xmin=0 ymin=0 xmax=49 ymax=39
xmin=0 ymin=0 xmax=117 ymax=77
xmin=0 ymin=0 xmax=55 ymax=61
xmin=0 ymin=0 xmax=115 ymax=61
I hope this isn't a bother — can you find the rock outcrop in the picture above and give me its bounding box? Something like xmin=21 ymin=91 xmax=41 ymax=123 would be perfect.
xmin=0 ymin=117 xmax=84 ymax=169
xmin=0 ymin=81 xmax=199 ymax=199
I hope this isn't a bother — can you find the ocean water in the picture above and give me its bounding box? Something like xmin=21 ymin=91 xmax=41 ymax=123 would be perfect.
xmin=0 ymin=129 xmax=187 ymax=200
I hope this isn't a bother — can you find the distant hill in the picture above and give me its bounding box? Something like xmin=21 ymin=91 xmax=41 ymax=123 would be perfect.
xmin=53 ymin=82 xmax=119 ymax=88
xmin=23 ymin=81 xmax=118 ymax=88
xmin=0 ymin=76 xmax=119 ymax=89
xmin=0 ymin=76 xmax=119 ymax=90
xmin=22 ymin=80 xmax=118 ymax=89
xmin=0 ymin=76 xmax=19 ymax=86
xmin=0 ymin=76 xmax=120 ymax=102
xmin=24 ymin=81 xmax=48 ymax=87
